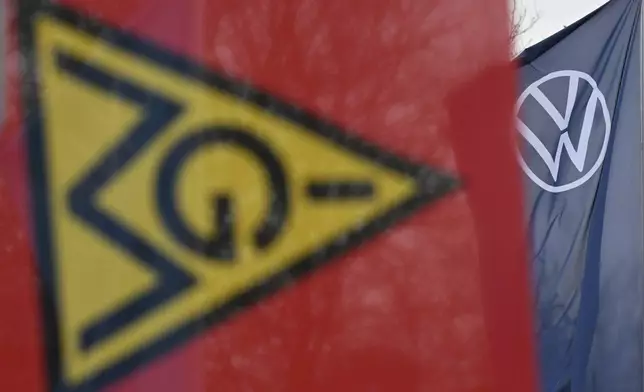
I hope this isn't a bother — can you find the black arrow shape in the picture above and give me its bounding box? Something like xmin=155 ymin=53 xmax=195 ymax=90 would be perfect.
xmin=59 ymin=52 xmax=196 ymax=351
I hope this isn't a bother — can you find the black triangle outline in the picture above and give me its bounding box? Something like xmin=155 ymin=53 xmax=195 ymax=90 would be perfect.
xmin=18 ymin=3 xmax=460 ymax=392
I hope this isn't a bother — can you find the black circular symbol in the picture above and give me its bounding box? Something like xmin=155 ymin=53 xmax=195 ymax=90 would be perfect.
xmin=156 ymin=126 xmax=289 ymax=261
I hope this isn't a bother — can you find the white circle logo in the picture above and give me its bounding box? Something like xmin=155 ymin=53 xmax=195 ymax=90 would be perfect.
xmin=516 ymin=70 xmax=611 ymax=193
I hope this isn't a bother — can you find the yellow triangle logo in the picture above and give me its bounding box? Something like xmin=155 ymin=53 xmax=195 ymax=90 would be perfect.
xmin=23 ymin=5 xmax=457 ymax=392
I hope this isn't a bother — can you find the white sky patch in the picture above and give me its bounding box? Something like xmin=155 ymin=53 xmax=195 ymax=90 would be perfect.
xmin=514 ymin=0 xmax=610 ymax=51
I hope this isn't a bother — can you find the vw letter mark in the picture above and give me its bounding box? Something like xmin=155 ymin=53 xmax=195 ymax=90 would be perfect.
xmin=516 ymin=70 xmax=611 ymax=193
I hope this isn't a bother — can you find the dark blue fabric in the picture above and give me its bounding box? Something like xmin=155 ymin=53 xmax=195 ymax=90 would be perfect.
xmin=515 ymin=1 xmax=642 ymax=391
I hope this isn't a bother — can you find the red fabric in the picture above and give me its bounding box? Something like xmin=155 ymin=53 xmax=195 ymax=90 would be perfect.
xmin=0 ymin=1 xmax=537 ymax=391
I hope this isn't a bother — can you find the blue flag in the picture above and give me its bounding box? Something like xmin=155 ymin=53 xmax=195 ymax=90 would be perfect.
xmin=516 ymin=0 xmax=642 ymax=391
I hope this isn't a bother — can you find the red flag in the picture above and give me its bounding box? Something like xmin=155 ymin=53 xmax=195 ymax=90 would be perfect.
xmin=0 ymin=1 xmax=538 ymax=391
